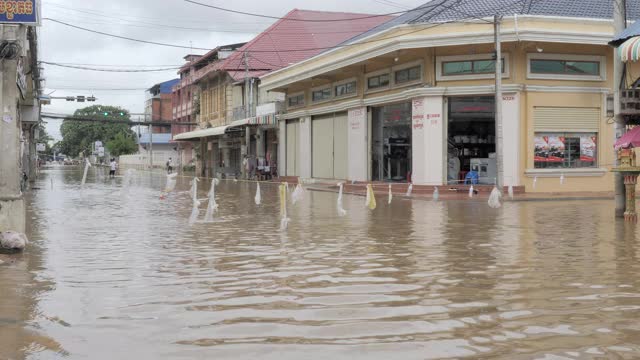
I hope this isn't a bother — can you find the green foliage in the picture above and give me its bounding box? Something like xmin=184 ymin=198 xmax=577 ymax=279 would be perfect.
xmin=106 ymin=132 xmax=137 ymax=157
xmin=58 ymin=105 xmax=135 ymax=158
xmin=37 ymin=122 xmax=54 ymax=156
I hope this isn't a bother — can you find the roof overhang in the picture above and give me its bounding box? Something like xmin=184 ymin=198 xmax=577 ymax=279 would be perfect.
xmin=173 ymin=125 xmax=229 ymax=141
xmin=260 ymin=16 xmax=614 ymax=92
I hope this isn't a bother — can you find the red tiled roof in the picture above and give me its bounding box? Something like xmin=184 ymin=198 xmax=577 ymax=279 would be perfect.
xmin=220 ymin=9 xmax=394 ymax=73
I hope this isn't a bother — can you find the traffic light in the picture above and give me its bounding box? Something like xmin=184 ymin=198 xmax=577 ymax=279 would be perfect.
xmin=119 ymin=112 xmax=125 ymax=116
xmin=77 ymin=96 xmax=85 ymax=102
xmin=87 ymin=96 xmax=96 ymax=102
xmin=103 ymin=112 xmax=109 ymax=116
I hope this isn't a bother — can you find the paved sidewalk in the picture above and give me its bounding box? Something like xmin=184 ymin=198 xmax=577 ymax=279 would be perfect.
xmin=304 ymin=182 xmax=615 ymax=202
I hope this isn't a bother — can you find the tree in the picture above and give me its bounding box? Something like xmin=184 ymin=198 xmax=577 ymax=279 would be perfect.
xmin=37 ymin=122 xmax=54 ymax=157
xmin=58 ymin=105 xmax=135 ymax=158
xmin=106 ymin=132 xmax=137 ymax=157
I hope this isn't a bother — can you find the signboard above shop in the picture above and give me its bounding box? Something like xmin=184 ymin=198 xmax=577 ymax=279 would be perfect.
xmin=0 ymin=0 xmax=39 ymax=25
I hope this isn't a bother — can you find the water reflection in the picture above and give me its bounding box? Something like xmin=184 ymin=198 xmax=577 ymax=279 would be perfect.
xmin=2 ymin=166 xmax=640 ymax=359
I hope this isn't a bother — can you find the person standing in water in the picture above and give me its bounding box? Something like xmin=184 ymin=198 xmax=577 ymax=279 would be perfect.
xmin=166 ymin=157 xmax=174 ymax=174
xmin=109 ymin=158 xmax=118 ymax=178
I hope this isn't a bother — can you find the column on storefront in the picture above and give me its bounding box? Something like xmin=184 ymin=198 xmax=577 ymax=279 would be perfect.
xmin=411 ymin=96 xmax=445 ymax=185
xmin=502 ymin=92 xmax=521 ymax=187
xmin=278 ymin=120 xmax=286 ymax=176
xmin=348 ymin=107 xmax=368 ymax=182
xmin=299 ymin=116 xmax=312 ymax=179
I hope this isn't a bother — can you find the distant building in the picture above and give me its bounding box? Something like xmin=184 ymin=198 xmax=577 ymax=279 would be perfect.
xmin=171 ymin=46 xmax=245 ymax=170
xmin=137 ymin=132 xmax=178 ymax=168
xmin=145 ymin=79 xmax=179 ymax=134
xmin=173 ymin=9 xmax=394 ymax=179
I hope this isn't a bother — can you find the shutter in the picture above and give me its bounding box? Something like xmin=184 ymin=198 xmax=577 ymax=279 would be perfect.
xmin=333 ymin=112 xmax=349 ymax=180
xmin=312 ymin=116 xmax=334 ymax=178
xmin=533 ymin=107 xmax=600 ymax=132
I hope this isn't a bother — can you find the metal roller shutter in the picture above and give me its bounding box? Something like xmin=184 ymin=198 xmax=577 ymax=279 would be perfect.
xmin=312 ymin=115 xmax=334 ymax=179
xmin=333 ymin=112 xmax=348 ymax=180
xmin=533 ymin=107 xmax=600 ymax=132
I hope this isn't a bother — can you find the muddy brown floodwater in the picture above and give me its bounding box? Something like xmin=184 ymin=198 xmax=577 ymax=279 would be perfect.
xmin=2 ymin=166 xmax=640 ymax=359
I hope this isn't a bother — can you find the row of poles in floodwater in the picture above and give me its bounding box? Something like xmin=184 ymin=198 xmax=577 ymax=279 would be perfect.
xmin=77 ymin=159 xmax=568 ymax=229
xmin=157 ymin=173 xmax=520 ymax=231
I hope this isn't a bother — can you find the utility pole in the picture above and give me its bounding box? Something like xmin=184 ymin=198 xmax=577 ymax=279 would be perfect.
xmin=149 ymin=124 xmax=153 ymax=171
xmin=614 ymin=0 xmax=627 ymax=217
xmin=243 ymin=51 xmax=250 ymax=179
xmin=494 ymin=15 xmax=504 ymax=193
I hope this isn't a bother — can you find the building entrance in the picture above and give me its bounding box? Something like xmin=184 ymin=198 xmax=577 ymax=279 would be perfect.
xmin=447 ymin=96 xmax=496 ymax=185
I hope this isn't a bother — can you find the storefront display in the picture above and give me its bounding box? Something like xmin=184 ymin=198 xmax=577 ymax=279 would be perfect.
xmin=447 ymin=96 xmax=495 ymax=184
xmin=372 ymin=103 xmax=412 ymax=181
xmin=534 ymin=132 xmax=597 ymax=168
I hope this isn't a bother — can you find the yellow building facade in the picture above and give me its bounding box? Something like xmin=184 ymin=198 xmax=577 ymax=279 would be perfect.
xmin=261 ymin=16 xmax=618 ymax=193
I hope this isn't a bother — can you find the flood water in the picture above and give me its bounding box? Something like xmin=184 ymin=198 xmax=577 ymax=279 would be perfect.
xmin=2 ymin=166 xmax=640 ymax=359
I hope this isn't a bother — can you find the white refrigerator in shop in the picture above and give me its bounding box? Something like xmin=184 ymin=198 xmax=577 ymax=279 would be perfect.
xmin=470 ymin=157 xmax=497 ymax=185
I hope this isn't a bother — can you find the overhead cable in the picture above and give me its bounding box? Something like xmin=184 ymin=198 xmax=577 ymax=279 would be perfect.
xmin=182 ymin=0 xmax=444 ymax=22
xmin=40 ymin=61 xmax=181 ymax=72
xmin=43 ymin=18 xmax=211 ymax=50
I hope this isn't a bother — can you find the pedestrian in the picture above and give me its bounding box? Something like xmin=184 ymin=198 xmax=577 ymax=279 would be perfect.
xmin=166 ymin=157 xmax=173 ymax=174
xmin=109 ymin=158 xmax=117 ymax=178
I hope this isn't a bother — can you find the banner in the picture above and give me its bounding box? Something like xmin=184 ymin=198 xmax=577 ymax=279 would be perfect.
xmin=580 ymin=135 xmax=596 ymax=162
xmin=547 ymin=136 xmax=565 ymax=163
xmin=0 ymin=1 xmax=38 ymax=25
xmin=534 ymin=136 xmax=549 ymax=162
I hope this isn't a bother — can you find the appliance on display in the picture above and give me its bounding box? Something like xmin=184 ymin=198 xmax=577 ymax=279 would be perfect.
xmin=470 ymin=158 xmax=497 ymax=185
xmin=387 ymin=137 xmax=410 ymax=181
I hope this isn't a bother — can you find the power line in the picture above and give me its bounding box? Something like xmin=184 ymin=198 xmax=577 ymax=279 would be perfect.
xmin=183 ymin=0 xmax=443 ymax=22
xmin=44 ymin=6 xmax=407 ymax=35
xmin=42 ymin=0 xmax=275 ymax=26
xmin=43 ymin=61 xmax=184 ymax=67
xmin=40 ymin=61 xmax=181 ymax=72
xmin=45 ymin=87 xmax=148 ymax=91
xmin=43 ymin=18 xmax=211 ymax=50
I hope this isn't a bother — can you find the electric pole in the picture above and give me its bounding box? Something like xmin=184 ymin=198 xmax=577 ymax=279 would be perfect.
xmin=614 ymin=0 xmax=627 ymax=217
xmin=494 ymin=15 xmax=504 ymax=193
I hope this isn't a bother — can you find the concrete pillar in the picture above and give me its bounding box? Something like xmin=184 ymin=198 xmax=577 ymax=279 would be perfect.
xmin=28 ymin=126 xmax=36 ymax=182
xmin=348 ymin=107 xmax=368 ymax=182
xmin=0 ymin=25 xmax=26 ymax=233
xmin=299 ymin=116 xmax=312 ymax=179
xmin=502 ymin=92 xmax=521 ymax=186
xmin=278 ymin=120 xmax=286 ymax=177
xmin=257 ymin=127 xmax=266 ymax=158
xmin=411 ymin=96 xmax=445 ymax=185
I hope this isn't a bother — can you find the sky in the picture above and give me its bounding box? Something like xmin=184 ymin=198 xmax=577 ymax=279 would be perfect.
xmin=40 ymin=0 xmax=427 ymax=140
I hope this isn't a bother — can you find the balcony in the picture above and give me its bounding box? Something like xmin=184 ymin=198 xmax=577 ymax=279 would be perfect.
xmin=621 ymin=89 xmax=640 ymax=115
xmin=232 ymin=106 xmax=255 ymax=121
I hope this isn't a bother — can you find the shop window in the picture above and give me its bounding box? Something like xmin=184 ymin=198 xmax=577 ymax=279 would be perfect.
xmin=312 ymin=88 xmax=332 ymax=102
xmin=442 ymin=59 xmax=504 ymax=76
xmin=335 ymin=81 xmax=356 ymax=97
xmin=530 ymin=59 xmax=600 ymax=76
xmin=534 ymin=133 xmax=597 ymax=169
xmin=394 ymin=66 xmax=421 ymax=84
xmin=367 ymin=73 xmax=390 ymax=90
xmin=288 ymin=93 xmax=304 ymax=107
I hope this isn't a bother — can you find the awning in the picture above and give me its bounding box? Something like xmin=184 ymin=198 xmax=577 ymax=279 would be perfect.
xmin=615 ymin=126 xmax=640 ymax=150
xmin=173 ymin=125 xmax=229 ymax=141
xmin=249 ymin=113 xmax=278 ymax=126
xmin=619 ymin=37 xmax=640 ymax=62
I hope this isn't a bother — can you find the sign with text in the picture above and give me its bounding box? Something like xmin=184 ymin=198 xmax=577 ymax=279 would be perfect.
xmin=0 ymin=0 xmax=38 ymax=25
xmin=412 ymin=99 xmax=424 ymax=130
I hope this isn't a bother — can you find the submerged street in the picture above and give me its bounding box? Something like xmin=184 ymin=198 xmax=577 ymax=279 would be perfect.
xmin=2 ymin=166 xmax=640 ymax=359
